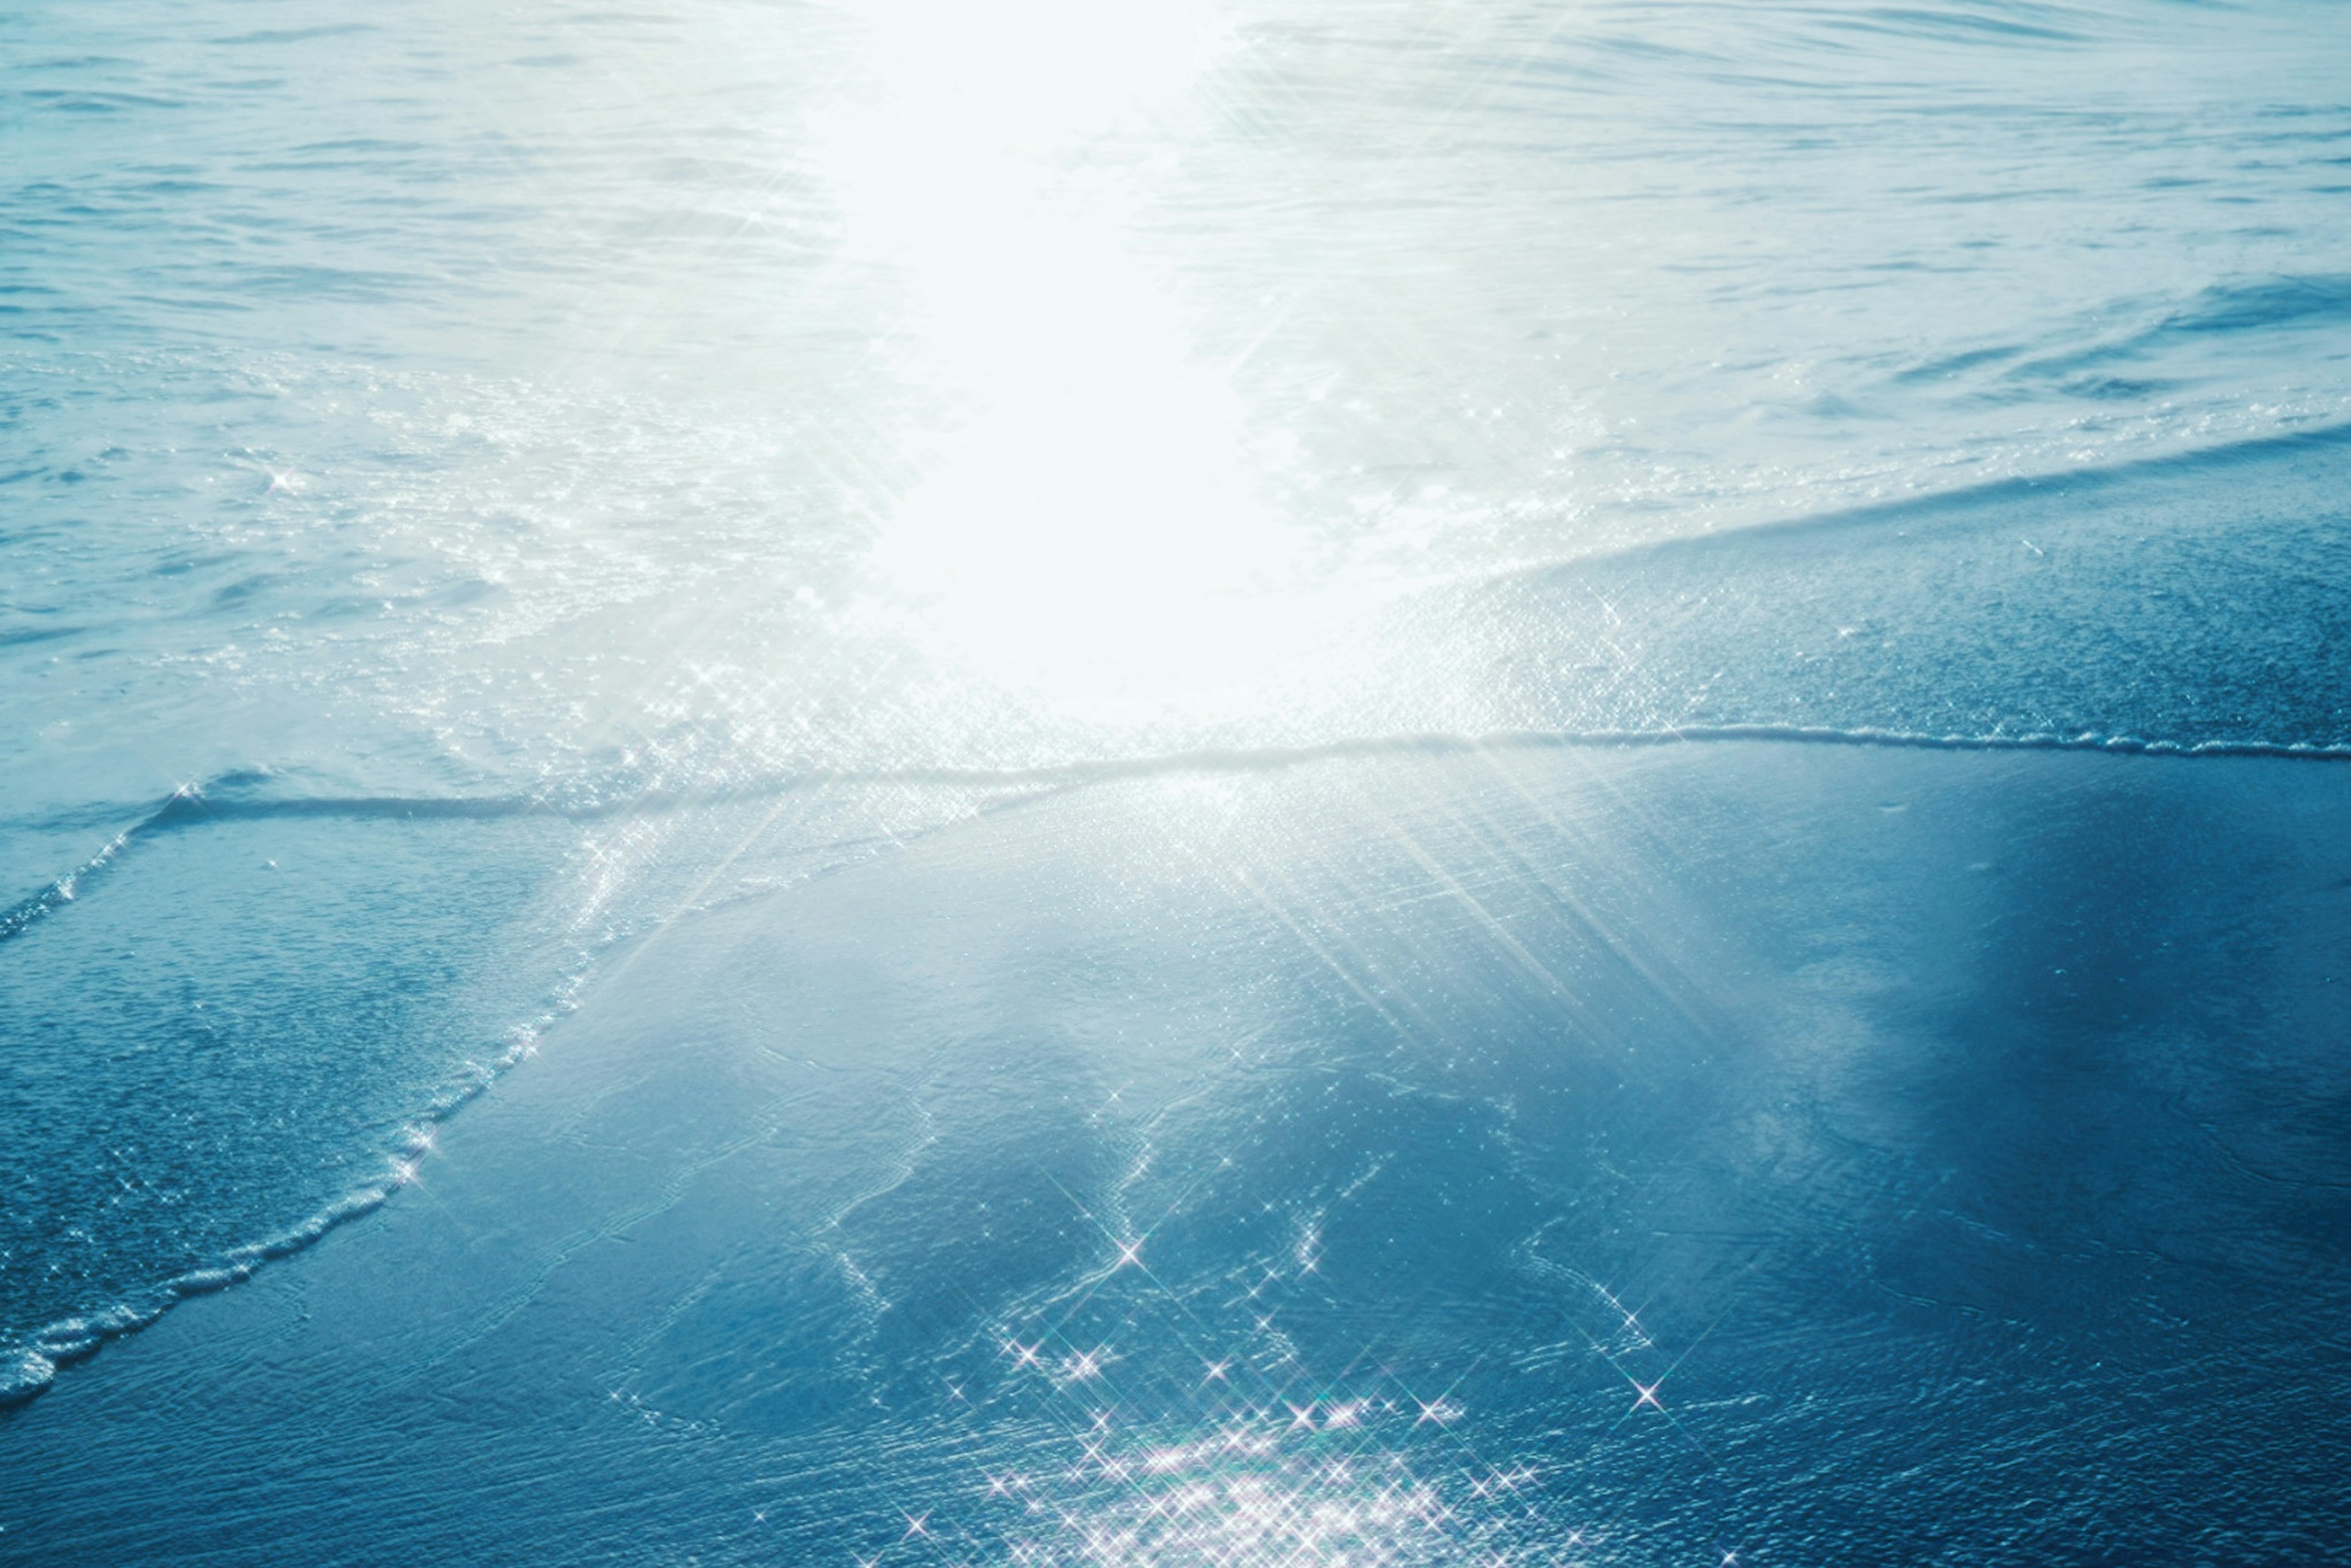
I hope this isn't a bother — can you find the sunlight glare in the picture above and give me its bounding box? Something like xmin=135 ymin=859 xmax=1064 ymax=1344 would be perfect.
xmin=823 ymin=0 xmax=1350 ymax=723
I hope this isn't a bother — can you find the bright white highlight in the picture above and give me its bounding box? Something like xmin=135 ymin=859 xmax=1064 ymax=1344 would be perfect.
xmin=821 ymin=0 xmax=1346 ymax=721
xmin=927 ymin=1404 xmax=1576 ymax=1568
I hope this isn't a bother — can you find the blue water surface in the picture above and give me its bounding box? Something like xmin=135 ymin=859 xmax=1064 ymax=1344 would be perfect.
xmin=3 ymin=1 xmax=2350 ymax=1560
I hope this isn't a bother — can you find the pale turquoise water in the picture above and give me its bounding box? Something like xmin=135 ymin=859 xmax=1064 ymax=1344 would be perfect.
xmin=4 ymin=2 xmax=2351 ymax=1558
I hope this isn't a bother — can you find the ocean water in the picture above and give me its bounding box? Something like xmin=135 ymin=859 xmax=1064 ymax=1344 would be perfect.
xmin=7 ymin=743 xmax=2350 ymax=1564
xmin=4 ymin=0 xmax=2350 ymax=1559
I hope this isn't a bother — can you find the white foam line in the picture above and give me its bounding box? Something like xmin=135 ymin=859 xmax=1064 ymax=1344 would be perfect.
xmin=0 ymin=960 xmax=599 ymax=1411
xmin=5 ymin=719 xmax=2342 ymax=1409
xmin=0 ymin=823 xmax=137 ymax=945
xmin=10 ymin=721 xmax=2344 ymax=947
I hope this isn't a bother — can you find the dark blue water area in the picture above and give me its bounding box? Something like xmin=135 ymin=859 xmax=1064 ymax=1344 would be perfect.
xmin=0 ymin=803 xmax=583 ymax=1367
xmin=2 ymin=741 xmax=2344 ymax=1565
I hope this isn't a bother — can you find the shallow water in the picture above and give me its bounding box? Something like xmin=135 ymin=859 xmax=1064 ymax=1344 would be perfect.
xmin=4 ymin=0 xmax=2351 ymax=1551
xmin=4 ymin=744 xmax=2348 ymax=1564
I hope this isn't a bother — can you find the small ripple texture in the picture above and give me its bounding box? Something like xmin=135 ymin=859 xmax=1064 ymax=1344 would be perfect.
xmin=2 ymin=1 xmax=2349 ymax=1561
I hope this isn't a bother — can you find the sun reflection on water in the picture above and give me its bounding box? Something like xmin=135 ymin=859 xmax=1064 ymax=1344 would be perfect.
xmin=819 ymin=0 xmax=1364 ymax=726
xmin=898 ymin=1395 xmax=1581 ymax=1568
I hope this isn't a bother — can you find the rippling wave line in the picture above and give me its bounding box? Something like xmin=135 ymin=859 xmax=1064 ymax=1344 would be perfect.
xmin=9 ymin=722 xmax=2347 ymax=953
xmin=0 ymin=827 xmax=133 ymax=947
xmin=0 ymin=963 xmax=588 ymax=1410
xmin=1 ymin=1185 xmax=398 ymax=1407
xmin=1524 ymin=416 xmax=2351 ymax=567
xmin=4 ymin=717 xmax=2346 ymax=1404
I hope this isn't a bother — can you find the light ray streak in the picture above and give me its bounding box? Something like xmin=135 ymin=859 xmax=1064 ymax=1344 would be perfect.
xmin=1468 ymin=746 xmax=1736 ymax=1046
